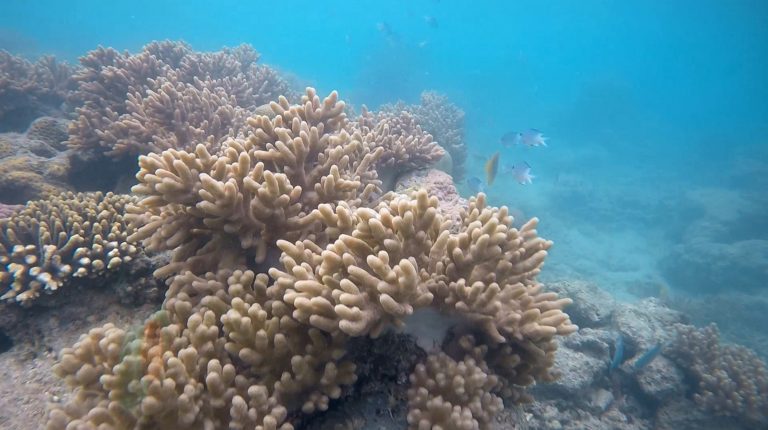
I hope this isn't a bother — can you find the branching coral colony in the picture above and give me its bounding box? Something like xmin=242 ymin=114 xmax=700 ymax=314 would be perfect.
xmin=46 ymin=89 xmax=577 ymax=430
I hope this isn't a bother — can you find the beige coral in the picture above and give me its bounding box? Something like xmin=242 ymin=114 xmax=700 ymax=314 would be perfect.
xmin=49 ymin=88 xmax=575 ymax=430
xmin=350 ymin=106 xmax=445 ymax=190
xmin=0 ymin=50 xmax=76 ymax=130
xmin=0 ymin=191 xmax=139 ymax=303
xmin=407 ymin=352 xmax=503 ymax=430
xmin=127 ymin=88 xmax=382 ymax=278
xmin=270 ymin=190 xmax=445 ymax=337
xmin=669 ymin=323 xmax=768 ymax=425
xmin=379 ymin=91 xmax=466 ymax=180
xmin=48 ymin=268 xmax=358 ymax=430
xmin=67 ymin=41 xmax=293 ymax=158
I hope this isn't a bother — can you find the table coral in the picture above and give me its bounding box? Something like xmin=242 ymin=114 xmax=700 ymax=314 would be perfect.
xmin=0 ymin=192 xmax=139 ymax=303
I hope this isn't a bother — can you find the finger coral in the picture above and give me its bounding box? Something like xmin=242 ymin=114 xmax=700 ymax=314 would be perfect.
xmin=669 ymin=323 xmax=768 ymax=426
xmin=127 ymin=88 xmax=383 ymax=278
xmin=407 ymin=352 xmax=503 ymax=430
xmin=0 ymin=191 xmax=139 ymax=303
xmin=48 ymin=89 xmax=575 ymax=430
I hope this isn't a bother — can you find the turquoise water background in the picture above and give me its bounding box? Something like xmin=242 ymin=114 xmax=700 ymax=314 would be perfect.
xmin=2 ymin=0 xmax=766 ymax=297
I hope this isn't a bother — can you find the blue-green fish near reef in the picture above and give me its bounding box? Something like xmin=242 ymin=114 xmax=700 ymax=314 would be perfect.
xmin=610 ymin=334 xmax=624 ymax=372
xmin=632 ymin=343 xmax=662 ymax=371
xmin=466 ymin=176 xmax=485 ymax=194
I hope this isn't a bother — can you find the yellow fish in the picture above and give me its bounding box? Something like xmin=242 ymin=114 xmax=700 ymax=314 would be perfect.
xmin=485 ymin=152 xmax=500 ymax=186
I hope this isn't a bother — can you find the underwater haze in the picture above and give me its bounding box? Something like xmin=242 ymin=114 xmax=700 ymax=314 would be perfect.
xmin=1 ymin=0 xmax=767 ymax=429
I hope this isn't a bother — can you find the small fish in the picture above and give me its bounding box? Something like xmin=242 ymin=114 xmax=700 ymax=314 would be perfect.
xmin=417 ymin=40 xmax=429 ymax=49
xmin=424 ymin=15 xmax=439 ymax=28
xmin=466 ymin=176 xmax=485 ymax=194
xmin=508 ymin=162 xmax=534 ymax=185
xmin=609 ymin=334 xmax=625 ymax=372
xmin=500 ymin=131 xmax=522 ymax=147
xmin=632 ymin=343 xmax=662 ymax=371
xmin=485 ymin=152 xmax=500 ymax=186
xmin=520 ymin=129 xmax=547 ymax=147
xmin=500 ymin=129 xmax=548 ymax=148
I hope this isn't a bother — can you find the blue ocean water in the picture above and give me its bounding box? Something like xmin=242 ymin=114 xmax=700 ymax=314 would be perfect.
xmin=3 ymin=0 xmax=766 ymax=319
xmin=1 ymin=2 xmax=767 ymax=428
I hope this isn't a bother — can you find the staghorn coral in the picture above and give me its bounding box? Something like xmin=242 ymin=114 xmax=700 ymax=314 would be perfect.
xmin=407 ymin=352 xmax=503 ymax=430
xmin=668 ymin=323 xmax=768 ymax=425
xmin=350 ymin=106 xmax=445 ymax=190
xmin=0 ymin=50 xmax=76 ymax=131
xmin=67 ymin=41 xmax=294 ymax=158
xmin=126 ymin=88 xmax=382 ymax=278
xmin=0 ymin=191 xmax=139 ymax=303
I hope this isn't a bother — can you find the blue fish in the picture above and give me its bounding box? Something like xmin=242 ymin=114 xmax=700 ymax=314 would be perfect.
xmin=632 ymin=343 xmax=662 ymax=371
xmin=609 ymin=334 xmax=625 ymax=372
xmin=466 ymin=176 xmax=485 ymax=194
xmin=500 ymin=129 xmax=548 ymax=148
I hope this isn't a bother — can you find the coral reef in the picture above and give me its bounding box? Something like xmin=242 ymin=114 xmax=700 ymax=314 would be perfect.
xmin=350 ymin=106 xmax=445 ymax=190
xmin=0 ymin=51 xmax=76 ymax=132
xmin=515 ymin=280 xmax=765 ymax=430
xmin=395 ymin=168 xmax=468 ymax=230
xmin=126 ymin=88 xmax=382 ymax=278
xmin=398 ymin=91 xmax=467 ymax=180
xmin=661 ymin=187 xmax=768 ymax=293
xmin=67 ymin=41 xmax=294 ymax=159
xmin=0 ymin=203 xmax=23 ymax=218
xmin=407 ymin=352 xmax=503 ymax=430
xmin=46 ymin=86 xmax=575 ymax=428
xmin=0 ymin=118 xmax=73 ymax=203
xmin=668 ymin=323 xmax=768 ymax=426
xmin=0 ymin=192 xmax=140 ymax=303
